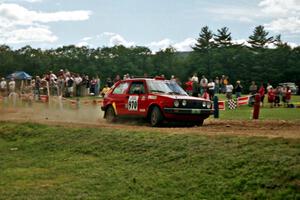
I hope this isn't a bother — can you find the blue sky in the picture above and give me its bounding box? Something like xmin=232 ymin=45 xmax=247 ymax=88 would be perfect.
xmin=0 ymin=0 xmax=299 ymax=51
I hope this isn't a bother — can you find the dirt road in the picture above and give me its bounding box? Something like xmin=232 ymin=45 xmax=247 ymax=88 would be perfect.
xmin=0 ymin=102 xmax=299 ymax=139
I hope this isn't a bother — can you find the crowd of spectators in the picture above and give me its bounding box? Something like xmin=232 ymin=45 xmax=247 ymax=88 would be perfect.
xmin=183 ymin=73 xmax=293 ymax=107
xmin=0 ymin=71 xmax=294 ymax=108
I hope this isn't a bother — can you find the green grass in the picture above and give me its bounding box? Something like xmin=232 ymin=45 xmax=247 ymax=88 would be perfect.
xmin=0 ymin=122 xmax=299 ymax=199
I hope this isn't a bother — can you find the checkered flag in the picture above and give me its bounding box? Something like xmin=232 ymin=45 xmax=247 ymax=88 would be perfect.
xmin=228 ymin=99 xmax=237 ymax=110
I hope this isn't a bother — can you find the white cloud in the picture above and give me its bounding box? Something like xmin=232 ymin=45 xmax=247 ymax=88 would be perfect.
xmin=147 ymin=39 xmax=173 ymax=51
xmin=24 ymin=0 xmax=42 ymax=3
xmin=173 ymin=38 xmax=196 ymax=51
xmin=259 ymin=0 xmax=300 ymax=35
xmin=259 ymin=0 xmax=300 ymax=17
xmin=147 ymin=38 xmax=197 ymax=52
xmin=0 ymin=3 xmax=92 ymax=44
xmin=76 ymin=41 xmax=89 ymax=47
xmin=0 ymin=26 xmax=57 ymax=44
xmin=102 ymin=32 xmax=135 ymax=47
xmin=265 ymin=17 xmax=300 ymax=34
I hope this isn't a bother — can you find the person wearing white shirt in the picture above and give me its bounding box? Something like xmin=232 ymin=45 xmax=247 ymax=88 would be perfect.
xmin=226 ymin=81 xmax=234 ymax=99
xmin=0 ymin=78 xmax=7 ymax=97
xmin=207 ymin=79 xmax=215 ymax=99
xmin=8 ymin=78 xmax=16 ymax=93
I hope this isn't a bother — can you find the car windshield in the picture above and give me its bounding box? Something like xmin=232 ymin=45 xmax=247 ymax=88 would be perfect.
xmin=147 ymin=80 xmax=188 ymax=95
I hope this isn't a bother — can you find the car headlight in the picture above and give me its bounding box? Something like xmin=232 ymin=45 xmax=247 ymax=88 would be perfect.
xmin=174 ymin=100 xmax=180 ymax=107
xmin=182 ymin=100 xmax=187 ymax=106
xmin=207 ymin=101 xmax=212 ymax=109
xmin=202 ymin=101 xmax=207 ymax=107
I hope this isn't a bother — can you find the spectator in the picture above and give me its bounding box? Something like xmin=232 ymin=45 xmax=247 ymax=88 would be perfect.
xmin=225 ymin=80 xmax=234 ymax=99
xmin=185 ymin=77 xmax=193 ymax=96
xmin=266 ymin=82 xmax=272 ymax=92
xmin=235 ymin=80 xmax=243 ymax=98
xmin=191 ymin=74 xmax=199 ymax=97
xmin=258 ymin=83 xmax=265 ymax=107
xmin=114 ymin=74 xmax=121 ymax=83
xmin=8 ymin=78 xmax=16 ymax=93
xmin=85 ymin=75 xmax=90 ymax=95
xmin=214 ymin=76 xmax=220 ymax=94
xmin=57 ymin=75 xmax=65 ymax=97
xmin=106 ymin=77 xmax=113 ymax=87
xmin=34 ymin=76 xmax=41 ymax=100
xmin=191 ymin=73 xmax=199 ymax=83
xmin=274 ymin=86 xmax=281 ymax=107
xmin=207 ymin=79 xmax=215 ymax=100
xmin=66 ymin=75 xmax=74 ymax=97
xmin=249 ymin=81 xmax=257 ymax=95
xmin=0 ymin=77 xmax=7 ymax=97
xmin=74 ymin=74 xmax=82 ymax=97
xmin=90 ymin=77 xmax=97 ymax=95
xmin=100 ymin=84 xmax=111 ymax=97
xmin=284 ymin=86 xmax=292 ymax=107
xmin=200 ymin=75 xmax=208 ymax=95
xmin=95 ymin=75 xmax=101 ymax=96
xmin=202 ymin=88 xmax=210 ymax=100
xmin=268 ymin=87 xmax=275 ymax=108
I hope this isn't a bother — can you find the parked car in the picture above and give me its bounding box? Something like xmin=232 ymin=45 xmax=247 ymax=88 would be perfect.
xmin=101 ymin=77 xmax=213 ymax=126
xmin=278 ymin=82 xmax=299 ymax=94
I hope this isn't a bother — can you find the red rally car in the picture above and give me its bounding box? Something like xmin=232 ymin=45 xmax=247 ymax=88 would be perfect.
xmin=101 ymin=78 xmax=213 ymax=126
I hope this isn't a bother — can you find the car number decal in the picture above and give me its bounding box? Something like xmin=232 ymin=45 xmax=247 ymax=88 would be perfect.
xmin=128 ymin=96 xmax=138 ymax=111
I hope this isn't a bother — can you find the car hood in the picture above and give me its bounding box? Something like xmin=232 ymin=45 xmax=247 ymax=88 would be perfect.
xmin=153 ymin=93 xmax=209 ymax=101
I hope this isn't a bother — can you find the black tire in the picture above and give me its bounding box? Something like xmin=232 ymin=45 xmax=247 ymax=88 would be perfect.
xmin=105 ymin=106 xmax=117 ymax=123
xmin=195 ymin=119 xmax=204 ymax=126
xmin=150 ymin=107 xmax=163 ymax=127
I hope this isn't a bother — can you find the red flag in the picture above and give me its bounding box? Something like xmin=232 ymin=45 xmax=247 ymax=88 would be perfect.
xmin=218 ymin=101 xmax=225 ymax=110
xmin=237 ymin=96 xmax=250 ymax=106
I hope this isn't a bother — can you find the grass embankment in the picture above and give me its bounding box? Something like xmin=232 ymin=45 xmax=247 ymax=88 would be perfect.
xmin=0 ymin=123 xmax=299 ymax=199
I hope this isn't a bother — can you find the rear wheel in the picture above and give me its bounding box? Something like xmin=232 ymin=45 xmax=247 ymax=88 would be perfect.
xmin=150 ymin=107 xmax=163 ymax=127
xmin=105 ymin=106 xmax=117 ymax=123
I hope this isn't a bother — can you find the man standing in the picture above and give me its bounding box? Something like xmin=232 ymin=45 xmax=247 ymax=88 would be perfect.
xmin=8 ymin=78 xmax=16 ymax=93
xmin=74 ymin=74 xmax=82 ymax=97
xmin=0 ymin=78 xmax=7 ymax=97
xmin=226 ymin=80 xmax=234 ymax=99
xmin=191 ymin=73 xmax=199 ymax=97
xmin=235 ymin=80 xmax=243 ymax=98
xmin=200 ymin=75 xmax=208 ymax=95
xmin=207 ymin=79 xmax=215 ymax=100
xmin=249 ymin=81 xmax=258 ymax=95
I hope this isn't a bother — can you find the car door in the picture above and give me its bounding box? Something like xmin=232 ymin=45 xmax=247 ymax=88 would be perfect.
xmin=110 ymin=81 xmax=130 ymax=115
xmin=126 ymin=81 xmax=148 ymax=116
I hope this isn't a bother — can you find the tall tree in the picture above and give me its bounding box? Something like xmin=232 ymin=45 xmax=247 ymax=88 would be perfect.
xmin=214 ymin=27 xmax=232 ymax=47
xmin=193 ymin=26 xmax=215 ymax=77
xmin=193 ymin=26 xmax=215 ymax=51
xmin=248 ymin=25 xmax=274 ymax=48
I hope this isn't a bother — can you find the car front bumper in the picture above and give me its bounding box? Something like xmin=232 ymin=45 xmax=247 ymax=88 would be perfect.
xmin=163 ymin=108 xmax=213 ymax=115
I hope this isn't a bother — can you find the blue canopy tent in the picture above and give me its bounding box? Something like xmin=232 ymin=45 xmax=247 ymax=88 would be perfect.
xmin=6 ymin=71 xmax=32 ymax=80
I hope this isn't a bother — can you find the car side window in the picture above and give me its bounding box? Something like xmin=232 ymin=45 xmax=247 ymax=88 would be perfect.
xmin=112 ymin=82 xmax=129 ymax=94
xmin=129 ymin=82 xmax=145 ymax=95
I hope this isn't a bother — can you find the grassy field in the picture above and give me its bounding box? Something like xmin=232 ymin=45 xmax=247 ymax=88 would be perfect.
xmin=216 ymin=94 xmax=300 ymax=120
xmin=0 ymin=122 xmax=299 ymax=199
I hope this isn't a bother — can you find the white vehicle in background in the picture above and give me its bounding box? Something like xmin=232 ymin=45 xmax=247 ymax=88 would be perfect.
xmin=278 ymin=82 xmax=298 ymax=95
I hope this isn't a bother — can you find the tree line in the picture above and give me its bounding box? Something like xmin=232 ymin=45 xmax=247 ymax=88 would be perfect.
xmin=0 ymin=25 xmax=299 ymax=91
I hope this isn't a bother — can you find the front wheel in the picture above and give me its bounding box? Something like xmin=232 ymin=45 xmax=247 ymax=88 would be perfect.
xmin=194 ymin=119 xmax=204 ymax=126
xmin=150 ymin=107 xmax=163 ymax=127
xmin=105 ymin=106 xmax=117 ymax=123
